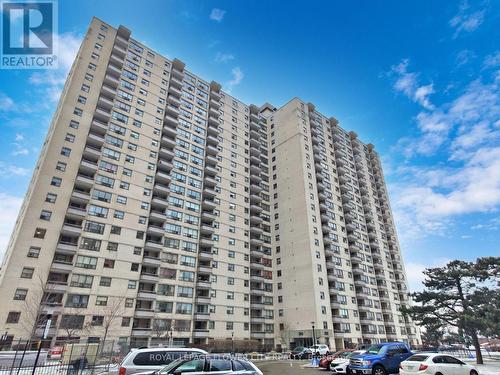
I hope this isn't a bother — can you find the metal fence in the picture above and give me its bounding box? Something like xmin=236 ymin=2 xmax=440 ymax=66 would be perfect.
xmin=0 ymin=339 xmax=127 ymax=375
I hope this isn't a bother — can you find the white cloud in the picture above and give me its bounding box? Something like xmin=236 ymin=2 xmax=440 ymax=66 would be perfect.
xmin=387 ymin=59 xmax=500 ymax=240
xmin=0 ymin=193 xmax=23 ymax=258
xmin=449 ymin=1 xmax=485 ymax=38
xmin=15 ymin=133 xmax=24 ymax=141
xmin=0 ymin=92 xmax=15 ymax=111
xmin=209 ymin=8 xmax=226 ymax=22
xmin=483 ymin=51 xmax=500 ymax=68
xmin=0 ymin=162 xmax=30 ymax=177
xmin=456 ymin=49 xmax=476 ymax=68
xmin=226 ymin=67 xmax=244 ymax=93
xmin=471 ymin=217 xmax=500 ymax=231
xmin=29 ymin=32 xmax=82 ymax=103
xmin=405 ymin=258 xmax=451 ymax=292
xmin=215 ymin=52 xmax=235 ymax=63
xmin=11 ymin=147 xmax=29 ymax=156
xmin=390 ymin=59 xmax=435 ymax=110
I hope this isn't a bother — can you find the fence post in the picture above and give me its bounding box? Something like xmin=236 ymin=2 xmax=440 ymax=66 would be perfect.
xmin=15 ymin=340 xmax=30 ymax=375
xmin=30 ymin=340 xmax=43 ymax=375
xmin=9 ymin=338 xmax=21 ymax=375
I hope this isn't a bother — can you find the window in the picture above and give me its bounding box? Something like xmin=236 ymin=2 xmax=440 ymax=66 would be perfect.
xmin=6 ymin=312 xmax=20 ymax=324
xmin=45 ymin=193 xmax=57 ymax=203
xmin=13 ymin=288 xmax=28 ymax=300
xmin=56 ymin=161 xmax=66 ymax=171
xmin=100 ymin=277 xmax=111 ymax=287
xmin=91 ymin=315 xmax=103 ymax=326
xmin=21 ymin=267 xmax=34 ymax=279
xmin=84 ymin=221 xmax=105 ymax=234
xmin=50 ymin=177 xmax=62 ymax=187
xmin=121 ymin=317 xmax=131 ymax=326
xmin=128 ymin=280 xmax=137 ymax=289
xmin=27 ymin=246 xmax=40 ymax=258
xmin=75 ymin=255 xmax=97 ymax=269
xmin=104 ymin=259 xmax=115 ymax=268
xmin=70 ymin=274 xmax=93 ymax=288
xmin=95 ymin=296 xmax=108 ymax=306
xmin=111 ymin=225 xmax=121 ymax=234
xmin=65 ymin=294 xmax=89 ymax=308
xmin=40 ymin=210 xmax=52 ymax=221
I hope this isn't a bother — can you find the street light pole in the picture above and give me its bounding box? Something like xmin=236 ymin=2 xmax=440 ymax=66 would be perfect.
xmin=311 ymin=322 xmax=316 ymax=347
xmin=231 ymin=331 xmax=234 ymax=354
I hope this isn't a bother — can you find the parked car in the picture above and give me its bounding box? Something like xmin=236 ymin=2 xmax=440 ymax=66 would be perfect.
xmin=319 ymin=350 xmax=353 ymax=369
xmin=350 ymin=342 xmax=414 ymax=375
xmin=119 ymin=347 xmax=208 ymax=375
xmin=309 ymin=344 xmax=330 ymax=356
xmin=330 ymin=350 xmax=367 ymax=374
xmin=134 ymin=354 xmax=263 ymax=375
xmin=290 ymin=346 xmax=312 ymax=359
xmin=400 ymin=353 xmax=478 ymax=375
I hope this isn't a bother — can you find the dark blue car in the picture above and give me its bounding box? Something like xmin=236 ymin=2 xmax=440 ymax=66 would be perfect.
xmin=349 ymin=342 xmax=413 ymax=375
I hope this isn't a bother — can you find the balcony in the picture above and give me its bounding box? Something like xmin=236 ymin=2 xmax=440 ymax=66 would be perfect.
xmin=165 ymin=104 xmax=179 ymax=117
xmin=206 ymin=145 xmax=218 ymax=156
xmin=110 ymin=53 xmax=124 ymax=66
xmin=151 ymin=196 xmax=169 ymax=209
xmin=153 ymin=183 xmax=170 ymax=197
xmin=100 ymin=84 xmax=116 ymax=99
xmin=145 ymin=240 xmax=163 ymax=251
xmin=104 ymin=74 xmax=119 ymax=87
xmin=167 ymin=93 xmax=181 ymax=107
xmin=201 ymin=211 xmax=216 ymax=222
xmin=159 ymin=147 xmax=175 ymax=160
xmin=155 ymin=171 xmax=171 ymax=184
xmin=140 ymin=273 xmax=159 ymax=282
xmin=112 ymin=43 xmax=127 ymax=57
xmin=170 ymin=75 xmax=183 ymax=89
xmin=142 ymin=255 xmax=162 ymax=267
xmin=202 ymin=187 xmax=216 ymax=198
xmin=161 ymin=136 xmax=176 ymax=149
xmin=66 ymin=206 xmax=86 ymax=219
xmin=147 ymin=225 xmax=164 ymax=236
xmin=56 ymin=242 xmax=77 ymax=255
xmin=200 ymin=224 xmax=214 ymax=235
xmin=204 ymin=165 xmax=217 ymax=176
xmin=90 ymin=119 xmax=108 ymax=135
xmin=202 ymin=199 xmax=217 ymax=210
xmin=203 ymin=175 xmax=217 ymax=187
xmin=75 ymin=174 xmax=94 ymax=188
xmin=61 ymin=223 xmax=82 ymax=236
xmin=94 ymin=107 xmax=111 ymax=123
xmin=199 ymin=237 xmax=214 ymax=247
xmin=168 ymin=85 xmax=182 ymax=97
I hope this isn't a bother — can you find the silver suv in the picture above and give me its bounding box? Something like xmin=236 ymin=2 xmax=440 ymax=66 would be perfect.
xmin=119 ymin=348 xmax=208 ymax=375
xmin=135 ymin=355 xmax=263 ymax=375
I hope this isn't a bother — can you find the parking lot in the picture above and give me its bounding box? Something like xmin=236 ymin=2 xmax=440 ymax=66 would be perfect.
xmin=258 ymin=360 xmax=310 ymax=375
xmin=255 ymin=359 xmax=500 ymax=375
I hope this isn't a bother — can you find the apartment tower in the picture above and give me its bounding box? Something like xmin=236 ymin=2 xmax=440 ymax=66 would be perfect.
xmin=0 ymin=18 xmax=420 ymax=350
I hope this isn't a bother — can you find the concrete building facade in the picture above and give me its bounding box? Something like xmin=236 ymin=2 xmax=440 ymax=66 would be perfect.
xmin=0 ymin=18 xmax=420 ymax=350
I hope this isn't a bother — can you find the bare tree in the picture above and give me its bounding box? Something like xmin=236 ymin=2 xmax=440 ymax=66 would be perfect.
xmin=151 ymin=316 xmax=171 ymax=339
xmin=279 ymin=323 xmax=292 ymax=352
xmin=19 ymin=273 xmax=56 ymax=340
xmin=58 ymin=308 xmax=89 ymax=341
xmin=98 ymin=296 xmax=126 ymax=349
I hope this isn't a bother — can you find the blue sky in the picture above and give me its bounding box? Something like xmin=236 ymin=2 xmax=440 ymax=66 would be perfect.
xmin=0 ymin=0 xmax=498 ymax=291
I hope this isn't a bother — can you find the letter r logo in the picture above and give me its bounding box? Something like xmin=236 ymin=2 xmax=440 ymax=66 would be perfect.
xmin=2 ymin=1 xmax=53 ymax=55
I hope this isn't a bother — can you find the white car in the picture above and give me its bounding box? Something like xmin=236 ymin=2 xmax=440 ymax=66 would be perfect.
xmin=400 ymin=353 xmax=478 ymax=375
xmin=330 ymin=350 xmax=366 ymax=373
xmin=119 ymin=347 xmax=208 ymax=375
xmin=309 ymin=344 xmax=330 ymax=356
